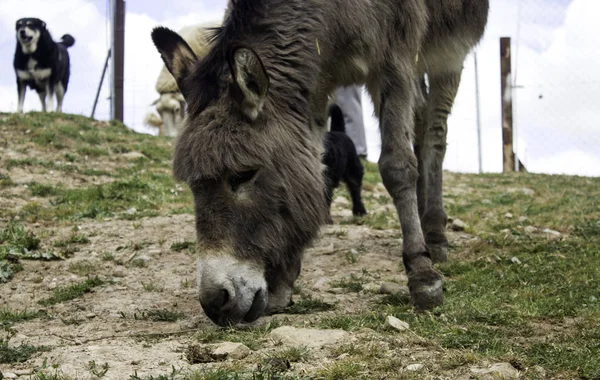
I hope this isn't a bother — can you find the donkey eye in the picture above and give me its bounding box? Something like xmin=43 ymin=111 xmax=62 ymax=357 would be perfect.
xmin=229 ymin=169 xmax=258 ymax=192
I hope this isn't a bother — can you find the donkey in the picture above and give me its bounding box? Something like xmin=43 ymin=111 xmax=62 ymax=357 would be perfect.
xmin=151 ymin=0 xmax=489 ymax=326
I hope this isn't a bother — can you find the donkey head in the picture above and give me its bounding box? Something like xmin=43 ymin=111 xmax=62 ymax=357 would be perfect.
xmin=152 ymin=27 xmax=328 ymax=326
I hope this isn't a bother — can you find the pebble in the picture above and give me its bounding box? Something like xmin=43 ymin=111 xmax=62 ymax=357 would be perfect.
xmin=470 ymin=362 xmax=519 ymax=379
xmin=386 ymin=315 xmax=409 ymax=331
xmin=125 ymin=208 xmax=137 ymax=215
xmin=2 ymin=372 xmax=17 ymax=379
xmin=112 ymin=267 xmax=126 ymax=277
xmin=505 ymin=212 xmax=513 ymax=219
xmin=451 ymin=219 xmax=467 ymax=231
xmin=380 ymin=282 xmax=410 ymax=298
xmin=510 ymin=257 xmax=522 ymax=265
xmin=518 ymin=216 xmax=528 ymax=223
xmin=269 ymin=326 xmax=347 ymax=348
xmin=524 ymin=226 xmax=538 ymax=234
xmin=406 ymin=364 xmax=424 ymax=371
xmin=212 ymin=342 xmax=251 ymax=360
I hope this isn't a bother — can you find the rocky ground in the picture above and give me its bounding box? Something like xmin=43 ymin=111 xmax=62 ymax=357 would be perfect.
xmin=1 ymin=113 xmax=599 ymax=379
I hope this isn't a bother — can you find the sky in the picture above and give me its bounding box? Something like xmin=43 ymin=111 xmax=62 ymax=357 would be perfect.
xmin=1 ymin=0 xmax=599 ymax=176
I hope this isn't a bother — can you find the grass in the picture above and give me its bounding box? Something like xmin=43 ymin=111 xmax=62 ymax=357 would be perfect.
xmin=132 ymin=309 xmax=184 ymax=322
xmin=0 ymin=308 xmax=45 ymax=324
xmin=285 ymin=295 xmax=336 ymax=314
xmin=0 ymin=326 xmax=49 ymax=364
xmin=170 ymin=240 xmax=195 ymax=253
xmin=194 ymin=321 xmax=282 ymax=351
xmin=38 ymin=277 xmax=104 ymax=306
xmin=328 ymin=274 xmax=368 ymax=293
xmin=2 ymin=113 xmax=600 ymax=378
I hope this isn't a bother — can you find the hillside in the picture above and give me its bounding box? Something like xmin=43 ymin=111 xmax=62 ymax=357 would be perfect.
xmin=1 ymin=113 xmax=599 ymax=379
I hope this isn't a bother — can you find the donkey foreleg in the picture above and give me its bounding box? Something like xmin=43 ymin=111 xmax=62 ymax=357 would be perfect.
xmin=375 ymin=71 xmax=443 ymax=311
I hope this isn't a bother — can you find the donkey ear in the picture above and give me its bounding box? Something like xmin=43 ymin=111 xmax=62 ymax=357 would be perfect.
xmin=228 ymin=46 xmax=269 ymax=120
xmin=151 ymin=26 xmax=197 ymax=99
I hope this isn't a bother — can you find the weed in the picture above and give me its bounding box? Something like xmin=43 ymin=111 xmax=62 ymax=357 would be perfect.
xmin=38 ymin=277 xmax=104 ymax=306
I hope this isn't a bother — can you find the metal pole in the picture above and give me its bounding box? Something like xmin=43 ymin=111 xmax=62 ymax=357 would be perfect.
xmin=474 ymin=51 xmax=483 ymax=174
xmin=111 ymin=0 xmax=125 ymax=122
xmin=91 ymin=49 xmax=111 ymax=119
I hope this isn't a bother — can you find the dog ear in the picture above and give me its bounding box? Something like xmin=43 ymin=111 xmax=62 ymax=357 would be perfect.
xmin=228 ymin=45 xmax=269 ymax=121
xmin=151 ymin=27 xmax=198 ymax=101
xmin=41 ymin=21 xmax=46 ymax=29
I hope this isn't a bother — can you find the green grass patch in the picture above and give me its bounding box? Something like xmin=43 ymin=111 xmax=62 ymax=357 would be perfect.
xmin=132 ymin=309 xmax=184 ymax=322
xmin=285 ymin=295 xmax=336 ymax=314
xmin=38 ymin=277 xmax=104 ymax=306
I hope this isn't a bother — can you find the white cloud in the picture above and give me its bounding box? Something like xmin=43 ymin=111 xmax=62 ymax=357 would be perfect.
xmin=365 ymin=0 xmax=600 ymax=177
xmin=2 ymin=0 xmax=598 ymax=177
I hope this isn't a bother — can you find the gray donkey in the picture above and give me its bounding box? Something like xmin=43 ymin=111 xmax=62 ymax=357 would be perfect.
xmin=151 ymin=0 xmax=489 ymax=326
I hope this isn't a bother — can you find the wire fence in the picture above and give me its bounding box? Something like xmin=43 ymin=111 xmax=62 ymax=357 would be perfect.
xmin=2 ymin=0 xmax=599 ymax=177
xmin=439 ymin=0 xmax=600 ymax=177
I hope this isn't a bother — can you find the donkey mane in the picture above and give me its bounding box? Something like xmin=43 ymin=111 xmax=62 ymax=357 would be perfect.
xmin=183 ymin=0 xmax=321 ymax=123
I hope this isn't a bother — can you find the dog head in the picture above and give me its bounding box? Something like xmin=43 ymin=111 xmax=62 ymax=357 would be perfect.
xmin=15 ymin=18 xmax=46 ymax=54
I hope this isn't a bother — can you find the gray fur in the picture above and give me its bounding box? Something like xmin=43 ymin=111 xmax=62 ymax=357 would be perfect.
xmin=151 ymin=0 xmax=489 ymax=325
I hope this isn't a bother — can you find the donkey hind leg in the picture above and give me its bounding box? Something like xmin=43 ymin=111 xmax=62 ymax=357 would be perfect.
xmin=420 ymin=70 xmax=462 ymax=263
xmin=375 ymin=73 xmax=443 ymax=311
xmin=413 ymin=75 xmax=429 ymax=218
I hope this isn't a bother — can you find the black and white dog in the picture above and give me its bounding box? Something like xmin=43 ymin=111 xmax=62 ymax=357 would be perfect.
xmin=13 ymin=18 xmax=75 ymax=113
xmin=323 ymin=103 xmax=367 ymax=224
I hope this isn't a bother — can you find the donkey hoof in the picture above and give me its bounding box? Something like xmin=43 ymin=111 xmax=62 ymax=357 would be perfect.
xmin=429 ymin=244 xmax=448 ymax=264
xmin=408 ymin=269 xmax=443 ymax=311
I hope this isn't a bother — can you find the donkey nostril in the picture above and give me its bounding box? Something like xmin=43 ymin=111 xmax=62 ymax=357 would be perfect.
xmin=202 ymin=288 xmax=230 ymax=311
xmin=219 ymin=289 xmax=230 ymax=308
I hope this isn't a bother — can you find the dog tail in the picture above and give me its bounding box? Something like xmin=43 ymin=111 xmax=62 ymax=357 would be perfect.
xmin=328 ymin=103 xmax=346 ymax=133
xmin=59 ymin=34 xmax=75 ymax=48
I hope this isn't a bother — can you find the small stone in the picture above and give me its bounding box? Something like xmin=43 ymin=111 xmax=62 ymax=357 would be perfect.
xmin=312 ymin=277 xmax=330 ymax=291
xmin=333 ymin=196 xmax=350 ymax=207
xmin=86 ymin=313 xmax=97 ymax=319
xmin=451 ymin=219 xmax=467 ymax=231
xmin=47 ymin=282 xmax=58 ymax=290
xmin=510 ymin=257 xmax=522 ymax=265
xmin=121 ymin=151 xmax=146 ymax=160
xmin=386 ymin=315 xmax=409 ymax=331
xmin=518 ymin=216 xmax=528 ymax=223
xmin=505 ymin=212 xmax=513 ymax=219
xmin=212 ymin=342 xmax=251 ymax=360
xmin=406 ymin=364 xmax=424 ymax=371
xmin=136 ymin=255 xmax=151 ymax=265
xmin=13 ymin=369 xmax=32 ymax=376
xmin=471 ymin=362 xmax=519 ymax=379
xmin=10 ymin=284 xmax=17 ymax=290
xmin=112 ymin=267 xmax=126 ymax=277
xmin=543 ymin=228 xmax=561 ymax=239
xmin=336 ymin=353 xmax=349 ymax=360
xmin=380 ymin=282 xmax=410 ymax=298
xmin=314 ymin=244 xmax=335 ymax=255
xmin=125 ymin=208 xmax=137 ymax=215
xmin=532 ymin=365 xmax=546 ymax=377
xmin=269 ymin=326 xmax=347 ymax=348
xmin=524 ymin=226 xmax=538 ymax=234
xmin=131 ymin=360 xmax=140 ymax=365
xmin=2 ymin=372 xmax=17 ymax=379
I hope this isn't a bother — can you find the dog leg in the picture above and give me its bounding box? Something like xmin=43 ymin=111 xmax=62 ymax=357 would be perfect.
xmin=55 ymin=83 xmax=65 ymax=113
xmin=38 ymin=90 xmax=47 ymax=112
xmin=17 ymin=81 xmax=26 ymax=113
xmin=46 ymin=83 xmax=55 ymax=113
